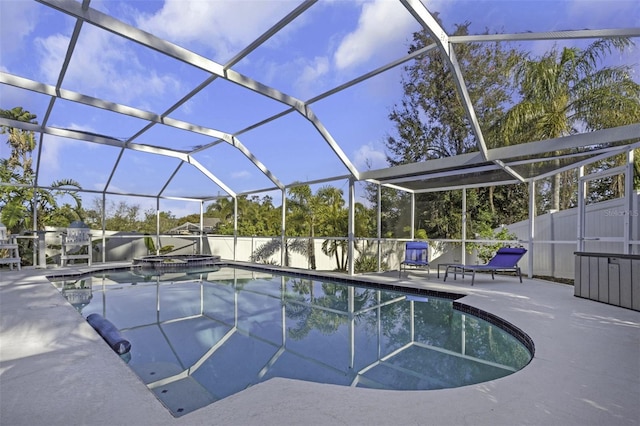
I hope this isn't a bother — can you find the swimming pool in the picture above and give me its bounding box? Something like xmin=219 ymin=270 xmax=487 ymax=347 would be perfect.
xmin=50 ymin=265 xmax=533 ymax=417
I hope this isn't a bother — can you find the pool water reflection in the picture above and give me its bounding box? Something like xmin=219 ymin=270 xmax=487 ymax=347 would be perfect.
xmin=51 ymin=266 xmax=532 ymax=417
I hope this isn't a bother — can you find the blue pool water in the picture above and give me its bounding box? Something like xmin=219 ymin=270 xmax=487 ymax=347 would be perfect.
xmin=51 ymin=266 xmax=532 ymax=417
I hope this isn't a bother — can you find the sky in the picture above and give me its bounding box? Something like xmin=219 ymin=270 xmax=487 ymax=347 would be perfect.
xmin=1 ymin=0 xmax=639 ymax=218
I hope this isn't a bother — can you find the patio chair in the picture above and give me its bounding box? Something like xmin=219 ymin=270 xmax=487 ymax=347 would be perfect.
xmin=443 ymin=247 xmax=527 ymax=286
xmin=60 ymin=221 xmax=92 ymax=266
xmin=0 ymin=222 xmax=21 ymax=271
xmin=399 ymin=241 xmax=430 ymax=277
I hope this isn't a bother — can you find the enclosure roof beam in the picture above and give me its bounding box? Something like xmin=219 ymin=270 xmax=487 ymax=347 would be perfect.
xmin=379 ymin=164 xmax=503 ymax=186
xmin=400 ymin=0 xmax=490 ymax=160
xmin=35 ymin=0 xmax=305 ymax=110
xmin=487 ymin=123 xmax=640 ymax=161
xmin=411 ymin=180 xmax=522 ymax=194
xmin=223 ymin=0 xmax=318 ymax=70
xmin=186 ymin=156 xmax=236 ymax=198
xmin=450 ymin=27 xmax=640 ymax=43
xmin=359 ymin=151 xmax=487 ymax=182
xmin=0 ymin=72 xmax=231 ymax=143
xmin=532 ymin=141 xmax=640 ymax=182
xmin=399 ymin=0 xmax=449 ymax=55
xmin=361 ymin=124 xmax=640 ymax=183
xmin=1 ymin=71 xmax=286 ymax=191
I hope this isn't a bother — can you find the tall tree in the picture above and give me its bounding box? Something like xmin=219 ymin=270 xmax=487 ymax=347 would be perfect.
xmin=382 ymin=20 xmax=524 ymax=238
xmin=103 ymin=200 xmax=141 ymax=232
xmin=287 ymin=185 xmax=321 ymax=269
xmin=0 ymin=107 xmax=37 ymax=232
xmin=207 ymin=196 xmax=235 ymax=224
xmin=362 ymin=184 xmax=407 ymax=238
xmin=317 ymin=186 xmax=348 ymax=271
xmin=494 ymin=38 xmax=640 ymax=211
xmin=1 ymin=107 xmax=84 ymax=234
xmin=207 ymin=195 xmax=281 ymax=236
xmin=386 ymin=21 xmax=521 ymax=162
xmin=0 ymin=107 xmax=36 ymax=174
xmin=140 ymin=209 xmax=177 ymax=234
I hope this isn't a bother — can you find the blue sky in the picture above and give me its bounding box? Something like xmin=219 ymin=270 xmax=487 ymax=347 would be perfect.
xmin=1 ymin=0 xmax=639 ymax=218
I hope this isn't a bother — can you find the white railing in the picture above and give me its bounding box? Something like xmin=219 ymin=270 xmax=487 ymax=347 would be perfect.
xmin=9 ymin=193 xmax=638 ymax=281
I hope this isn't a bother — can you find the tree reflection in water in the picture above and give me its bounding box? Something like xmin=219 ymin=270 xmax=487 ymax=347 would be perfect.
xmin=52 ymin=268 xmax=532 ymax=416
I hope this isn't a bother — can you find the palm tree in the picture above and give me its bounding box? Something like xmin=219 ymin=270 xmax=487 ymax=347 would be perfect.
xmin=206 ymin=196 xmax=235 ymax=233
xmin=494 ymin=38 xmax=640 ymax=211
xmin=34 ymin=179 xmax=84 ymax=228
xmin=287 ymin=185 xmax=320 ymax=270
xmin=0 ymin=107 xmax=37 ymax=174
xmin=317 ymin=186 xmax=348 ymax=271
xmin=1 ymin=108 xmax=85 ymax=235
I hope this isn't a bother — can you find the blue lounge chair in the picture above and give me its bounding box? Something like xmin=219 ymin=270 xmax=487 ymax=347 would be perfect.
xmin=399 ymin=241 xmax=430 ymax=277
xmin=443 ymin=247 xmax=527 ymax=286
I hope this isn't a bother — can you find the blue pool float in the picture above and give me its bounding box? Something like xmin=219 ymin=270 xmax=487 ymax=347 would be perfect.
xmin=86 ymin=313 xmax=131 ymax=355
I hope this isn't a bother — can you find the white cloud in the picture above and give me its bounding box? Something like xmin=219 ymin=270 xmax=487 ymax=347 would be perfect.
xmin=40 ymin=134 xmax=67 ymax=174
xmin=92 ymin=182 xmax=108 ymax=192
xmin=35 ymin=26 xmax=182 ymax=107
xmin=294 ymin=56 xmax=330 ymax=98
xmin=353 ymin=143 xmax=387 ymax=171
xmin=334 ymin=0 xmax=416 ymax=70
xmin=66 ymin=122 xmax=100 ymax=134
xmin=102 ymin=184 xmax=128 ymax=194
xmin=134 ymin=0 xmax=295 ymax=62
xmin=40 ymin=123 xmax=99 ymax=174
xmin=0 ymin=1 xmax=38 ymax=55
xmin=36 ymin=33 xmax=70 ymax=83
xmin=232 ymin=170 xmax=251 ymax=179
xmin=243 ymin=54 xmax=327 ymax=98
xmin=566 ymin=0 xmax=640 ymax=27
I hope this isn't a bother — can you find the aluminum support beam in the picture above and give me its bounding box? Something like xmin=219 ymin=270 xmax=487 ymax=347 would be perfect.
xmin=33 ymin=0 xmax=305 ymax=195
xmin=577 ymin=166 xmax=586 ymax=252
xmin=450 ymin=27 xmax=640 ymax=43
xmin=299 ymin=105 xmax=360 ymax=179
xmin=37 ymin=0 xmax=227 ymax=76
xmin=1 ymin=73 xmax=284 ymax=192
xmin=233 ymin=197 xmax=238 ymax=261
xmin=624 ymin=149 xmax=635 ymax=254
xmin=447 ymin=48 xmax=490 ymax=159
xmin=360 ymin=124 xmax=640 ymax=183
xmin=528 ymin=181 xmax=535 ymax=278
xmin=281 ymin=188 xmax=287 ymax=267
xmin=158 ymin=163 xmax=184 ymax=199
xmin=156 ymin=198 xmax=161 ymax=255
xmin=187 ymin=157 xmax=236 ymax=199
xmin=101 ymin=193 xmax=106 ymax=263
xmin=487 ymin=124 xmax=640 ymax=161
xmin=348 ymin=179 xmax=356 ymax=276
xmin=400 ymin=0 xmax=489 ymax=159
xmin=200 ymin=201 xmax=205 ymax=254
xmin=461 ymin=188 xmax=467 ymax=265
xmin=377 ymin=183 xmax=382 ymax=272
xmin=410 ymin=193 xmax=415 ymax=240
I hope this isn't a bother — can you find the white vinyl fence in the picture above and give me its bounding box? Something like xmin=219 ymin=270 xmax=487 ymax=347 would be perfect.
xmin=34 ymin=193 xmax=637 ymax=281
xmin=506 ymin=192 xmax=639 ymax=279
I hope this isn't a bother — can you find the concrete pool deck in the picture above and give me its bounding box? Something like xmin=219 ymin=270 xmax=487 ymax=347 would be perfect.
xmin=1 ymin=263 xmax=639 ymax=426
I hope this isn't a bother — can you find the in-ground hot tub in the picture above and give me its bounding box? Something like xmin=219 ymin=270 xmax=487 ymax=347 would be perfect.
xmin=132 ymin=254 xmax=221 ymax=269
